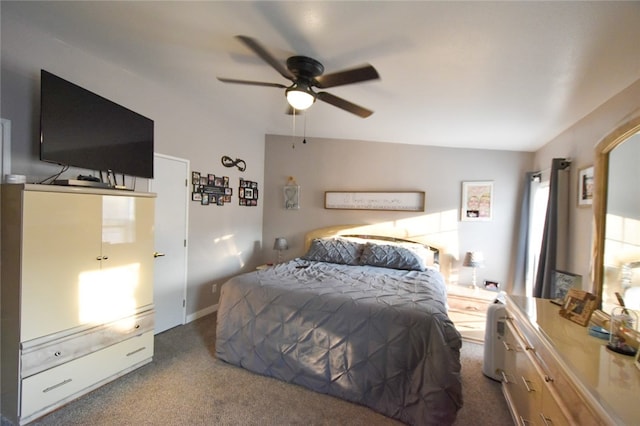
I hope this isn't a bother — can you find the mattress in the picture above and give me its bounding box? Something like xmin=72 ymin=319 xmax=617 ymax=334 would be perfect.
xmin=215 ymin=259 xmax=462 ymax=425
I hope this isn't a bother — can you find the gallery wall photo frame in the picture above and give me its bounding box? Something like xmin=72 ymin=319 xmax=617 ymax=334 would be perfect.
xmin=578 ymin=165 xmax=594 ymax=207
xmin=461 ymin=181 xmax=493 ymax=221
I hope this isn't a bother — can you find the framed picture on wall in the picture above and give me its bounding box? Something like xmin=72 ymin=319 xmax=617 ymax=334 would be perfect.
xmin=461 ymin=181 xmax=493 ymax=221
xmin=578 ymin=166 xmax=594 ymax=206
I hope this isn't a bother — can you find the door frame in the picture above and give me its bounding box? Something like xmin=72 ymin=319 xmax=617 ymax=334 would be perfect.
xmin=148 ymin=153 xmax=190 ymax=329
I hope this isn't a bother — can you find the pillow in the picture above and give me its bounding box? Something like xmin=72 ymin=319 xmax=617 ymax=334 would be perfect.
xmin=301 ymin=237 xmax=364 ymax=265
xmin=359 ymin=242 xmax=428 ymax=271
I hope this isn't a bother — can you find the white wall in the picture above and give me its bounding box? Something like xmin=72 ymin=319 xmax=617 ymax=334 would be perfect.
xmin=534 ymin=78 xmax=640 ymax=291
xmin=262 ymin=135 xmax=533 ymax=290
xmin=1 ymin=16 xmax=264 ymax=315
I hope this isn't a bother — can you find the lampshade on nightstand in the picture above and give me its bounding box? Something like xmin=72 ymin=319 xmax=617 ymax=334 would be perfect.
xmin=463 ymin=251 xmax=484 ymax=288
xmin=273 ymin=237 xmax=289 ymax=263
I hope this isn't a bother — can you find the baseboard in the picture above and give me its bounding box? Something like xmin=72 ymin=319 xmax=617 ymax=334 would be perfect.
xmin=187 ymin=304 xmax=218 ymax=323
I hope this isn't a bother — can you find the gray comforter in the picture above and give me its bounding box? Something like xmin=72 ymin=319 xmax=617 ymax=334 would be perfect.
xmin=215 ymin=260 xmax=462 ymax=425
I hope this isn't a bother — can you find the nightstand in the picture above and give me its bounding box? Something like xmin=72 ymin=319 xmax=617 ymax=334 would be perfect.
xmin=446 ymin=285 xmax=499 ymax=343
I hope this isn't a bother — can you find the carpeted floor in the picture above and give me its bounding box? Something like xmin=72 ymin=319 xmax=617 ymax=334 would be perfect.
xmin=17 ymin=314 xmax=513 ymax=425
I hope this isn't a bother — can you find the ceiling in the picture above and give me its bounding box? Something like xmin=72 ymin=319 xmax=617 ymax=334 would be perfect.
xmin=4 ymin=1 xmax=640 ymax=152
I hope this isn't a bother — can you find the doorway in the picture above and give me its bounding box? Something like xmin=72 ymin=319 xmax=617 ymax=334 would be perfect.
xmin=149 ymin=153 xmax=189 ymax=334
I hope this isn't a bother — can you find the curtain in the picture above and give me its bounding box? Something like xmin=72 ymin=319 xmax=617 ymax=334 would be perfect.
xmin=511 ymin=172 xmax=538 ymax=296
xmin=534 ymin=158 xmax=571 ymax=298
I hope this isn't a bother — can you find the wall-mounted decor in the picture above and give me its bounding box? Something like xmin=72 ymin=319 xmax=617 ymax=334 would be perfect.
xmin=239 ymin=178 xmax=259 ymax=206
xmin=578 ymin=165 xmax=594 ymax=206
xmin=284 ymin=176 xmax=300 ymax=210
xmin=191 ymin=171 xmax=232 ymax=206
xmin=221 ymin=155 xmax=246 ymax=172
xmin=461 ymin=181 xmax=493 ymax=221
xmin=324 ymin=191 xmax=425 ymax=211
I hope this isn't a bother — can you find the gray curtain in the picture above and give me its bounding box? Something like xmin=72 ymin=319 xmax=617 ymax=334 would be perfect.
xmin=511 ymin=172 xmax=539 ymax=296
xmin=534 ymin=158 xmax=571 ymax=298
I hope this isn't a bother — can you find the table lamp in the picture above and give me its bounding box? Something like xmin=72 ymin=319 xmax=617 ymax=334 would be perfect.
xmin=463 ymin=251 xmax=484 ymax=288
xmin=273 ymin=237 xmax=289 ymax=264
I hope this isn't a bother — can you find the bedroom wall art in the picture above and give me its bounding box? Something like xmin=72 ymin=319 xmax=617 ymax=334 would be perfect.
xmin=191 ymin=171 xmax=232 ymax=206
xmin=461 ymin=181 xmax=493 ymax=221
xmin=284 ymin=176 xmax=300 ymax=210
xmin=239 ymin=178 xmax=259 ymax=206
xmin=324 ymin=191 xmax=425 ymax=211
xmin=221 ymin=155 xmax=247 ymax=172
xmin=578 ymin=165 xmax=594 ymax=206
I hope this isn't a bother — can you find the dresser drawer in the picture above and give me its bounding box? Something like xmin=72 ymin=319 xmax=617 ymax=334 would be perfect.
xmin=21 ymin=310 xmax=154 ymax=378
xmin=20 ymin=331 xmax=153 ymax=421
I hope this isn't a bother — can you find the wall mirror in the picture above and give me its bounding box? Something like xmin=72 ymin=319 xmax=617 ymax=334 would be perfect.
xmin=593 ymin=116 xmax=640 ymax=314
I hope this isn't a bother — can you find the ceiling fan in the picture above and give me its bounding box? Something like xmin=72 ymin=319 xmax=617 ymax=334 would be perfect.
xmin=217 ymin=35 xmax=380 ymax=118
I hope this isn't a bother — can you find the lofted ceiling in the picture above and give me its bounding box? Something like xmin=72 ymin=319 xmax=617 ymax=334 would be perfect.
xmin=3 ymin=1 xmax=640 ymax=152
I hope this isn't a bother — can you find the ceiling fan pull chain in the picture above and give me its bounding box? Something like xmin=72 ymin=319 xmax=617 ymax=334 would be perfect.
xmin=292 ymin=109 xmax=297 ymax=149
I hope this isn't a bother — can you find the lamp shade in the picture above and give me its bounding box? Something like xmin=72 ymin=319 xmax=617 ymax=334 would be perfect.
xmin=286 ymin=82 xmax=316 ymax=110
xmin=273 ymin=237 xmax=289 ymax=251
xmin=286 ymin=90 xmax=315 ymax=110
xmin=463 ymin=251 xmax=484 ymax=268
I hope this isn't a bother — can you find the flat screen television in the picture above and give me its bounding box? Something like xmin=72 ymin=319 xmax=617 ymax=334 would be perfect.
xmin=40 ymin=69 xmax=154 ymax=179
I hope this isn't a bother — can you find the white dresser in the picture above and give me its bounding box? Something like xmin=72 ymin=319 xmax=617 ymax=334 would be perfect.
xmin=502 ymin=295 xmax=640 ymax=425
xmin=1 ymin=184 xmax=156 ymax=425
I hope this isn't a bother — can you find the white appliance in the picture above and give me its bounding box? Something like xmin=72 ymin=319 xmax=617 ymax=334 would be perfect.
xmin=483 ymin=302 xmax=506 ymax=381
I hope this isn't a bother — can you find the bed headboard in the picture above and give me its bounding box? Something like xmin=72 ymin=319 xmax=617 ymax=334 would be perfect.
xmin=304 ymin=224 xmax=443 ymax=268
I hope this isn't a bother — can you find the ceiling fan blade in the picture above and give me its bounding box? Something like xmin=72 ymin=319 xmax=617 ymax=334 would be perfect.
xmin=316 ymin=92 xmax=374 ymax=118
xmin=314 ymin=64 xmax=379 ymax=89
xmin=236 ymin=35 xmax=295 ymax=81
xmin=217 ymin=77 xmax=287 ymax=89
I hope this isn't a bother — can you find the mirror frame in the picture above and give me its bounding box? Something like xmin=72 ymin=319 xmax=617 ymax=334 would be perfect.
xmin=592 ymin=116 xmax=640 ymax=306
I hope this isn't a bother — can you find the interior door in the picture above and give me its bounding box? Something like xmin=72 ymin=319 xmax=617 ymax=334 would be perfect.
xmin=149 ymin=154 xmax=189 ymax=334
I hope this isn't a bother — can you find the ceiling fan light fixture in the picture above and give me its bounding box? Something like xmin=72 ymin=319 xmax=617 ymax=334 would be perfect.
xmin=286 ymin=84 xmax=316 ymax=110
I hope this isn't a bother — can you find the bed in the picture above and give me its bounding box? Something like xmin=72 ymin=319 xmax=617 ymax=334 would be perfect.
xmin=215 ymin=226 xmax=462 ymax=425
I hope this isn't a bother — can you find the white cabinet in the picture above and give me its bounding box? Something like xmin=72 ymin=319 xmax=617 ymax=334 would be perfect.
xmin=1 ymin=184 xmax=156 ymax=425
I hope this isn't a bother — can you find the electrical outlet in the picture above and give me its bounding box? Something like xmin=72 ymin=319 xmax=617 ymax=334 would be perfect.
xmin=212 ymin=284 xmax=217 ymax=294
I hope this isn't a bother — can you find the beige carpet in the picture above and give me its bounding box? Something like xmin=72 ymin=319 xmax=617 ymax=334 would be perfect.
xmin=21 ymin=314 xmax=513 ymax=426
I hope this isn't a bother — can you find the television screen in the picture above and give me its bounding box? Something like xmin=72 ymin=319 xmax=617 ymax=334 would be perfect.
xmin=40 ymin=70 xmax=154 ymax=179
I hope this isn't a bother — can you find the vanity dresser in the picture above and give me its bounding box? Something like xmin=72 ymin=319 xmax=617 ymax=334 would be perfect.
xmin=501 ymin=294 xmax=640 ymax=425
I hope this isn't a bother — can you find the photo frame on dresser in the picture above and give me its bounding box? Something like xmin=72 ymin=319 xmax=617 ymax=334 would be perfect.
xmin=559 ymin=288 xmax=597 ymax=326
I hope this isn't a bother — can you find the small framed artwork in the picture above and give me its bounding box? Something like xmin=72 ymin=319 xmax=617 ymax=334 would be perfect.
xmin=552 ymin=270 xmax=582 ymax=303
xmin=559 ymin=288 xmax=597 ymax=326
xmin=192 ymin=192 xmax=202 ymax=202
xmin=191 ymin=171 xmax=201 ymax=185
xmin=578 ymin=166 xmax=594 ymax=206
xmin=284 ymin=185 xmax=300 ymax=210
xmin=201 ymin=193 xmax=210 ymax=205
xmin=461 ymin=181 xmax=493 ymax=221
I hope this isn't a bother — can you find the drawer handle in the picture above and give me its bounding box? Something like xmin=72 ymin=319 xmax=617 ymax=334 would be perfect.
xmin=502 ymin=341 xmax=513 ymax=351
xmin=519 ymin=416 xmax=533 ymax=425
xmin=539 ymin=413 xmax=552 ymax=426
xmin=43 ymin=378 xmax=72 ymax=393
xmin=500 ymin=370 xmax=510 ymax=384
xmin=54 ymin=350 xmax=62 ymax=357
xmin=464 ymin=306 xmax=480 ymax=311
xmin=544 ymin=375 xmax=554 ymax=383
xmin=126 ymin=346 xmax=146 ymax=357
xmin=521 ymin=376 xmax=535 ymax=393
